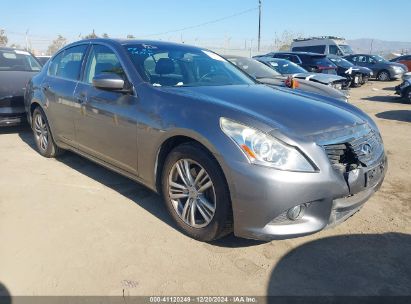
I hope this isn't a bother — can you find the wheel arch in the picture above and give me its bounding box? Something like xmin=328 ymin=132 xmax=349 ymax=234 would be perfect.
xmin=28 ymin=101 xmax=42 ymax=126
xmin=154 ymin=133 xmax=226 ymax=195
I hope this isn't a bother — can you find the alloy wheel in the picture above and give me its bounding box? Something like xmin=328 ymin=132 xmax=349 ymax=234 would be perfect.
xmin=168 ymin=159 xmax=216 ymax=228
xmin=33 ymin=113 xmax=49 ymax=151
xmin=378 ymin=71 xmax=389 ymax=81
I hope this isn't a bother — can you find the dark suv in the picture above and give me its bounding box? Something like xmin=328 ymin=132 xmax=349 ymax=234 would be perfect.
xmin=256 ymin=52 xmax=338 ymax=75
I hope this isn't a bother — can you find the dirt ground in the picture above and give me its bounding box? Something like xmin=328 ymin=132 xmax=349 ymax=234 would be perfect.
xmin=0 ymin=80 xmax=410 ymax=297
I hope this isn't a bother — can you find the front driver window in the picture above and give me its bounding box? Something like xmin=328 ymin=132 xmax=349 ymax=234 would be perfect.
xmin=84 ymin=44 xmax=126 ymax=84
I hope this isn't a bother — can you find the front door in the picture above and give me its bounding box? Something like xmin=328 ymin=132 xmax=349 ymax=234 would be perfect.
xmin=74 ymin=44 xmax=138 ymax=175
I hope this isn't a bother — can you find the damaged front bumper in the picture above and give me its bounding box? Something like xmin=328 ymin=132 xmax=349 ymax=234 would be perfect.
xmin=224 ymin=125 xmax=387 ymax=241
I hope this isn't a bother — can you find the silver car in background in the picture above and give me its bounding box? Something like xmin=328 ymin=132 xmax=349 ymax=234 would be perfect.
xmin=226 ymin=55 xmax=349 ymax=102
xmin=25 ymin=39 xmax=387 ymax=241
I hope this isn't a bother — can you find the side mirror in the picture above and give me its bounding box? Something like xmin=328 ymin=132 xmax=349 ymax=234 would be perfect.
xmin=92 ymin=73 xmax=124 ymax=90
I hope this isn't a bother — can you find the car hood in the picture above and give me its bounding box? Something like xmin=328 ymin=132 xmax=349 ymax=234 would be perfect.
xmin=291 ymin=72 xmax=346 ymax=84
xmin=157 ymin=84 xmax=366 ymax=139
xmin=345 ymin=66 xmax=372 ymax=75
xmin=0 ymin=71 xmax=37 ymax=99
xmin=257 ymin=77 xmax=346 ymax=101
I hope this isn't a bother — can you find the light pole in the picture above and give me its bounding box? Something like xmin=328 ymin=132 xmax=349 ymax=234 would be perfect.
xmin=258 ymin=0 xmax=262 ymax=52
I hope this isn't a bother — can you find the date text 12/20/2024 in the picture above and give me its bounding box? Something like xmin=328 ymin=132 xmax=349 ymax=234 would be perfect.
xmin=149 ymin=296 xmax=257 ymax=303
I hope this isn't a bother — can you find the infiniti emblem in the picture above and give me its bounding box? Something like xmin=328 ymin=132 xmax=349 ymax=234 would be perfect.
xmin=361 ymin=143 xmax=372 ymax=155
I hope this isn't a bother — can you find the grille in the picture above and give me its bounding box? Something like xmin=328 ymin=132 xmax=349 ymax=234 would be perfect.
xmin=323 ymin=130 xmax=383 ymax=169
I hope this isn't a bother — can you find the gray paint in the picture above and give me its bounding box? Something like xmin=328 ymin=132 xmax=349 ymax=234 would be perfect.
xmin=25 ymin=39 xmax=386 ymax=240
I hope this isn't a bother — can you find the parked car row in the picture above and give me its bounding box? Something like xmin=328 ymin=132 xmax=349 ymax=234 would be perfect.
xmin=287 ymin=36 xmax=409 ymax=81
xmin=226 ymin=55 xmax=348 ymax=102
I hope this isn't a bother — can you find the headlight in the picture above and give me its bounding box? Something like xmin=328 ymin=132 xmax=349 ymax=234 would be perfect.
xmin=220 ymin=118 xmax=316 ymax=172
xmin=331 ymin=83 xmax=342 ymax=90
xmin=393 ymin=66 xmax=403 ymax=73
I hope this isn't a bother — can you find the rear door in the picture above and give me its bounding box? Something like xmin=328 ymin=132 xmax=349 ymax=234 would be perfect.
xmin=74 ymin=44 xmax=139 ymax=174
xmin=44 ymin=44 xmax=89 ymax=146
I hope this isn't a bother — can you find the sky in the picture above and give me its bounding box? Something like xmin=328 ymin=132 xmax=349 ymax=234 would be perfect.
xmin=1 ymin=0 xmax=410 ymax=51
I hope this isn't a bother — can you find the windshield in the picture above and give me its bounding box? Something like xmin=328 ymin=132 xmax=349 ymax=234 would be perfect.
xmin=329 ymin=57 xmax=354 ymax=68
xmin=371 ymin=55 xmax=388 ymax=63
xmin=227 ymin=57 xmax=281 ymax=79
xmin=125 ymin=44 xmax=255 ymax=87
xmin=264 ymin=59 xmax=307 ymax=74
xmin=338 ymin=44 xmax=354 ymax=55
xmin=0 ymin=49 xmax=42 ymax=72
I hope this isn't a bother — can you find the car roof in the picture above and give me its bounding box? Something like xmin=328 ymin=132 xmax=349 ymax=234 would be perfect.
xmin=273 ymin=51 xmax=326 ymax=57
xmin=258 ymin=57 xmax=290 ymax=62
xmin=224 ymin=55 xmax=245 ymax=59
xmin=64 ymin=38 xmax=203 ymax=50
xmin=0 ymin=46 xmax=31 ymax=53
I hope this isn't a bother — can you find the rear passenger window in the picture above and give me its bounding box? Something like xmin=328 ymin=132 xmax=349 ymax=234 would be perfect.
xmin=48 ymin=45 xmax=87 ymax=81
xmin=84 ymin=44 xmax=126 ymax=84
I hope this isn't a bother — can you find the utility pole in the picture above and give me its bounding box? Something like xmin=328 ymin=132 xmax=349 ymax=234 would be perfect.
xmin=258 ymin=0 xmax=262 ymax=52
xmin=25 ymin=29 xmax=29 ymax=51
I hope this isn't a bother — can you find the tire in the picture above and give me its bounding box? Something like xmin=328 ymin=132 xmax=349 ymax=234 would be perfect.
xmin=403 ymin=87 xmax=411 ymax=104
xmin=377 ymin=70 xmax=390 ymax=81
xmin=32 ymin=107 xmax=64 ymax=158
xmin=161 ymin=142 xmax=233 ymax=241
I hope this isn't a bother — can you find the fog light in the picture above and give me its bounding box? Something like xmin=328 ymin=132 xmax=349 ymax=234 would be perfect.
xmin=287 ymin=204 xmax=305 ymax=220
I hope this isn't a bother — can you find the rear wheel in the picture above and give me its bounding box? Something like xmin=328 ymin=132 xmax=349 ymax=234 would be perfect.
xmin=161 ymin=143 xmax=232 ymax=241
xmin=32 ymin=107 xmax=63 ymax=158
xmin=377 ymin=70 xmax=390 ymax=81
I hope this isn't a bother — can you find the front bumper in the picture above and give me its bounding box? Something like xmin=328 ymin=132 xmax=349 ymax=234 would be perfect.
xmin=0 ymin=96 xmax=26 ymax=126
xmin=389 ymin=70 xmax=404 ymax=79
xmin=225 ymin=148 xmax=387 ymax=241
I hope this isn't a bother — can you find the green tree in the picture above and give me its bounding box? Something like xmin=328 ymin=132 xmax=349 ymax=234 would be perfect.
xmin=47 ymin=35 xmax=67 ymax=55
xmin=0 ymin=29 xmax=8 ymax=46
xmin=83 ymin=30 xmax=98 ymax=39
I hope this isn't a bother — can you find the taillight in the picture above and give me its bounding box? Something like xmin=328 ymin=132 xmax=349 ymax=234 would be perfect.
xmin=318 ymin=65 xmax=335 ymax=70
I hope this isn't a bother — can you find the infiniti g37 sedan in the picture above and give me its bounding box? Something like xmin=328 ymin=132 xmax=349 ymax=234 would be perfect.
xmin=25 ymin=39 xmax=387 ymax=241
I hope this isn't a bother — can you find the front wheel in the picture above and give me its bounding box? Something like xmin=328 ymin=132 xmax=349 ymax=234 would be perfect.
xmin=161 ymin=143 xmax=233 ymax=241
xmin=377 ymin=70 xmax=390 ymax=81
xmin=32 ymin=107 xmax=63 ymax=158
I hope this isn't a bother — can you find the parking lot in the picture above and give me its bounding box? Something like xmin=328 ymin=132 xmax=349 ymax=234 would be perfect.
xmin=0 ymin=80 xmax=410 ymax=296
